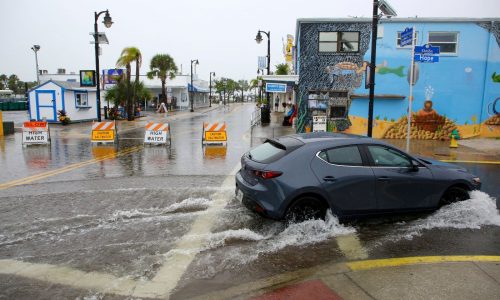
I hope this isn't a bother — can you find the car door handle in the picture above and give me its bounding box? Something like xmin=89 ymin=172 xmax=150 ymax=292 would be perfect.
xmin=377 ymin=176 xmax=391 ymax=182
xmin=323 ymin=176 xmax=336 ymax=182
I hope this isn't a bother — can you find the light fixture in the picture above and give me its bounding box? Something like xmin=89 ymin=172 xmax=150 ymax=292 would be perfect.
xmin=255 ymin=31 xmax=263 ymax=44
xmin=379 ymin=0 xmax=397 ymax=17
xmin=103 ymin=11 xmax=113 ymax=28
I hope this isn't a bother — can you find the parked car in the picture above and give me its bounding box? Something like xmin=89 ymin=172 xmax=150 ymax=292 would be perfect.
xmin=235 ymin=132 xmax=481 ymax=221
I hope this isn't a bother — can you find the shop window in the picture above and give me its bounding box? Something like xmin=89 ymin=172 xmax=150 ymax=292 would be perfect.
xmin=396 ymin=31 xmax=419 ymax=48
xmin=428 ymin=32 xmax=458 ymax=54
xmin=319 ymin=32 xmax=359 ymax=53
xmin=75 ymin=92 xmax=89 ymax=107
xmin=329 ymin=106 xmax=346 ymax=118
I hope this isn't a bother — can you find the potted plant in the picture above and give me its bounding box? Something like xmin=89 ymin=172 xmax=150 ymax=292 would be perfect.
xmin=58 ymin=110 xmax=71 ymax=125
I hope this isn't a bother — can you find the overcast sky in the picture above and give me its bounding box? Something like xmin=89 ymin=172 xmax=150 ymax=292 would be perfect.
xmin=1 ymin=0 xmax=499 ymax=82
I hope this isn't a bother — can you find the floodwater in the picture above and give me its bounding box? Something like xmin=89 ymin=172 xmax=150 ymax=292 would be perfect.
xmin=0 ymin=103 xmax=499 ymax=299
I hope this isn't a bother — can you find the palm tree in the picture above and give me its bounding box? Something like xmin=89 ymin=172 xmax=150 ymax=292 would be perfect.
xmin=275 ymin=63 xmax=290 ymax=75
xmin=237 ymin=80 xmax=249 ymax=102
xmin=147 ymin=54 xmax=178 ymax=109
xmin=116 ymin=47 xmax=142 ymax=120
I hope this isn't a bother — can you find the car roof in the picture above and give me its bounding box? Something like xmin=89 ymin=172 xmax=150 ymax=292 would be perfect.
xmin=286 ymin=132 xmax=369 ymax=144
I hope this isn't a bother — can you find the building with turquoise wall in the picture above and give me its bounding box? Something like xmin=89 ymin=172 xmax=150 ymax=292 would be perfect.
xmin=294 ymin=18 xmax=500 ymax=139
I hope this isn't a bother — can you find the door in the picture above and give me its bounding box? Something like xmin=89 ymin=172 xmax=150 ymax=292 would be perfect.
xmin=36 ymin=90 xmax=57 ymax=121
xmin=310 ymin=145 xmax=376 ymax=214
xmin=364 ymin=145 xmax=436 ymax=210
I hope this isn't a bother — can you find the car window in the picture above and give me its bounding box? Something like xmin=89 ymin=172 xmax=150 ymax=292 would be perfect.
xmin=319 ymin=145 xmax=363 ymax=166
xmin=248 ymin=141 xmax=285 ymax=163
xmin=367 ymin=145 xmax=411 ymax=167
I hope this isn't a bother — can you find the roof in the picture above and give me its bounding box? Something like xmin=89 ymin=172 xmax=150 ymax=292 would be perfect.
xmin=261 ymin=75 xmax=299 ymax=84
xmin=28 ymin=80 xmax=96 ymax=93
xmin=296 ymin=17 xmax=500 ymax=24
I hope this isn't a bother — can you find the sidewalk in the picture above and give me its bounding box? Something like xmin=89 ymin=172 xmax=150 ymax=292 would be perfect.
xmin=195 ymin=256 xmax=500 ymax=300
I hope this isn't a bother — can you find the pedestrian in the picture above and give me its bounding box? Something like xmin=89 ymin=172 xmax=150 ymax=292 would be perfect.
xmin=275 ymin=96 xmax=280 ymax=112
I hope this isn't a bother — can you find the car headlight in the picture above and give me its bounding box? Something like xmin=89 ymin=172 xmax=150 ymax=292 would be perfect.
xmin=472 ymin=177 xmax=481 ymax=184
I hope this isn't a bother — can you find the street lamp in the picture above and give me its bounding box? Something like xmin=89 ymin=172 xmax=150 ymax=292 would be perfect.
xmin=255 ymin=30 xmax=270 ymax=104
xmin=31 ymin=45 xmax=41 ymax=85
xmin=209 ymin=71 xmax=215 ymax=107
xmin=190 ymin=59 xmax=199 ymax=112
xmin=93 ymin=9 xmax=113 ymax=122
xmin=367 ymin=0 xmax=396 ymax=137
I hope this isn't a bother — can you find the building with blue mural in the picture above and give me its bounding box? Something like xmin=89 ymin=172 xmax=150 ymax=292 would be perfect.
xmin=294 ymin=18 xmax=500 ymax=139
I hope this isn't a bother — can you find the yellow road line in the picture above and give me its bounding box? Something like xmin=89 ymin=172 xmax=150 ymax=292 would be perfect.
xmin=0 ymin=146 xmax=143 ymax=190
xmin=439 ymin=159 xmax=500 ymax=165
xmin=346 ymin=255 xmax=500 ymax=271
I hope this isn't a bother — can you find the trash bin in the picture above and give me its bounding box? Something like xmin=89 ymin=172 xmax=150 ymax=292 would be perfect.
xmin=260 ymin=106 xmax=271 ymax=124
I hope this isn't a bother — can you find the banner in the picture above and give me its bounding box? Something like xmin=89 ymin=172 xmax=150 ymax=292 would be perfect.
xmin=102 ymin=69 xmax=124 ymax=84
xmin=258 ymin=56 xmax=267 ymax=70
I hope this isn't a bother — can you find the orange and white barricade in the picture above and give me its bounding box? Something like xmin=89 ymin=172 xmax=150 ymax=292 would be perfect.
xmin=91 ymin=121 xmax=117 ymax=144
xmin=144 ymin=122 xmax=171 ymax=146
xmin=202 ymin=121 xmax=227 ymax=145
xmin=22 ymin=121 xmax=50 ymax=145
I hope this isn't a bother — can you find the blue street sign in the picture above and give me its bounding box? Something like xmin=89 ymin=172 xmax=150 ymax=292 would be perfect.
xmin=414 ymin=54 xmax=440 ymax=63
xmin=414 ymin=44 xmax=440 ymax=55
xmin=400 ymin=27 xmax=413 ymax=47
xmin=265 ymin=83 xmax=287 ymax=93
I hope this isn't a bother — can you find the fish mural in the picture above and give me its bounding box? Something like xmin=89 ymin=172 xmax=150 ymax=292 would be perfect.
xmin=376 ymin=61 xmax=405 ymax=77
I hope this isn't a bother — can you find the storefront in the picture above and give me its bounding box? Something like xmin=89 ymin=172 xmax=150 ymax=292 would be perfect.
xmin=261 ymin=75 xmax=298 ymax=111
xmin=295 ymin=18 xmax=500 ymax=138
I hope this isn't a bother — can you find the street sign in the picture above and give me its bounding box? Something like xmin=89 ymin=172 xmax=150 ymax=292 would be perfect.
xmin=400 ymin=27 xmax=413 ymax=47
xmin=22 ymin=121 xmax=50 ymax=145
xmin=265 ymin=83 xmax=287 ymax=93
xmin=91 ymin=121 xmax=116 ymax=143
xmin=202 ymin=122 xmax=227 ymax=145
xmin=414 ymin=44 xmax=440 ymax=55
xmin=414 ymin=54 xmax=440 ymax=63
xmin=144 ymin=122 xmax=171 ymax=146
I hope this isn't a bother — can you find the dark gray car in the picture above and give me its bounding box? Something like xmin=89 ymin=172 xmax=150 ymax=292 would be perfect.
xmin=235 ymin=132 xmax=481 ymax=221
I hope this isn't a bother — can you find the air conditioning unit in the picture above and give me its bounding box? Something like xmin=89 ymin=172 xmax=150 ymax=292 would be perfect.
xmin=57 ymin=68 xmax=66 ymax=74
xmin=40 ymin=70 xmax=48 ymax=74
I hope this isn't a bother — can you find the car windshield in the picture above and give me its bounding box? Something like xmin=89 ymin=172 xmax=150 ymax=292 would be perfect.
xmin=248 ymin=141 xmax=285 ymax=163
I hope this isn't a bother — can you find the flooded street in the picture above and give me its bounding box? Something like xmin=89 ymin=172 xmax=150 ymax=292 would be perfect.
xmin=1 ymin=103 xmax=499 ymax=299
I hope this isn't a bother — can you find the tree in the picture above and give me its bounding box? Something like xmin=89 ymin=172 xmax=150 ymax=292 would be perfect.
xmin=116 ymin=47 xmax=142 ymax=120
xmin=8 ymin=75 xmax=20 ymax=94
xmin=146 ymin=54 xmax=178 ymax=106
xmin=0 ymin=74 xmax=8 ymax=90
xmin=275 ymin=63 xmax=290 ymax=75
xmin=237 ymin=80 xmax=249 ymax=102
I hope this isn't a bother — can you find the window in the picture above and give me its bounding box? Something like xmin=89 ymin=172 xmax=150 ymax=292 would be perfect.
xmin=396 ymin=31 xmax=419 ymax=48
xmin=367 ymin=146 xmax=411 ymax=167
xmin=319 ymin=146 xmax=363 ymax=166
xmin=248 ymin=141 xmax=285 ymax=163
xmin=319 ymin=32 xmax=359 ymax=53
xmin=75 ymin=92 xmax=88 ymax=107
xmin=428 ymin=32 xmax=458 ymax=54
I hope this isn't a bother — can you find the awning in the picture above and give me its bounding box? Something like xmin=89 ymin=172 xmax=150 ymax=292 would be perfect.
xmin=188 ymin=83 xmax=209 ymax=93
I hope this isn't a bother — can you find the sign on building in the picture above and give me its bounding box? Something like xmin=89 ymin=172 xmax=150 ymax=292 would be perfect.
xmin=312 ymin=116 xmax=327 ymax=132
xmin=265 ymin=83 xmax=287 ymax=93
xmin=400 ymin=27 xmax=413 ymax=47
xmin=80 ymin=70 xmax=96 ymax=87
xmin=144 ymin=122 xmax=171 ymax=146
xmin=22 ymin=121 xmax=50 ymax=145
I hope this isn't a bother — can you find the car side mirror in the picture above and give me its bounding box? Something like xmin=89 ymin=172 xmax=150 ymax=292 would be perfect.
xmin=410 ymin=160 xmax=419 ymax=172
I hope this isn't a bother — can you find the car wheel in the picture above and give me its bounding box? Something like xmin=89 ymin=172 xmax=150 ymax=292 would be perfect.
xmin=285 ymin=196 xmax=328 ymax=223
xmin=440 ymin=186 xmax=469 ymax=206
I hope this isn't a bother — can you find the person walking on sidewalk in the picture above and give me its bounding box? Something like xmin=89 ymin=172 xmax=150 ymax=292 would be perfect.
xmin=275 ymin=96 xmax=280 ymax=112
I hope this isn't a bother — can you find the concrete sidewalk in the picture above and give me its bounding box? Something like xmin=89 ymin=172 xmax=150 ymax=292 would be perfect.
xmin=194 ymin=256 xmax=500 ymax=300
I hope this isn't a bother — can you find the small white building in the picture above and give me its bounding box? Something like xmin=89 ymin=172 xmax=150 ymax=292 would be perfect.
xmin=28 ymin=80 xmax=98 ymax=123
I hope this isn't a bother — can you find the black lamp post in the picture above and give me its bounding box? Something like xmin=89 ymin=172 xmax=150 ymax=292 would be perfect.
xmin=94 ymin=9 xmax=113 ymax=122
xmin=255 ymin=30 xmax=270 ymax=104
xmin=367 ymin=0 xmax=396 ymax=137
xmin=31 ymin=45 xmax=41 ymax=85
xmin=190 ymin=59 xmax=199 ymax=112
xmin=209 ymin=71 xmax=215 ymax=107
